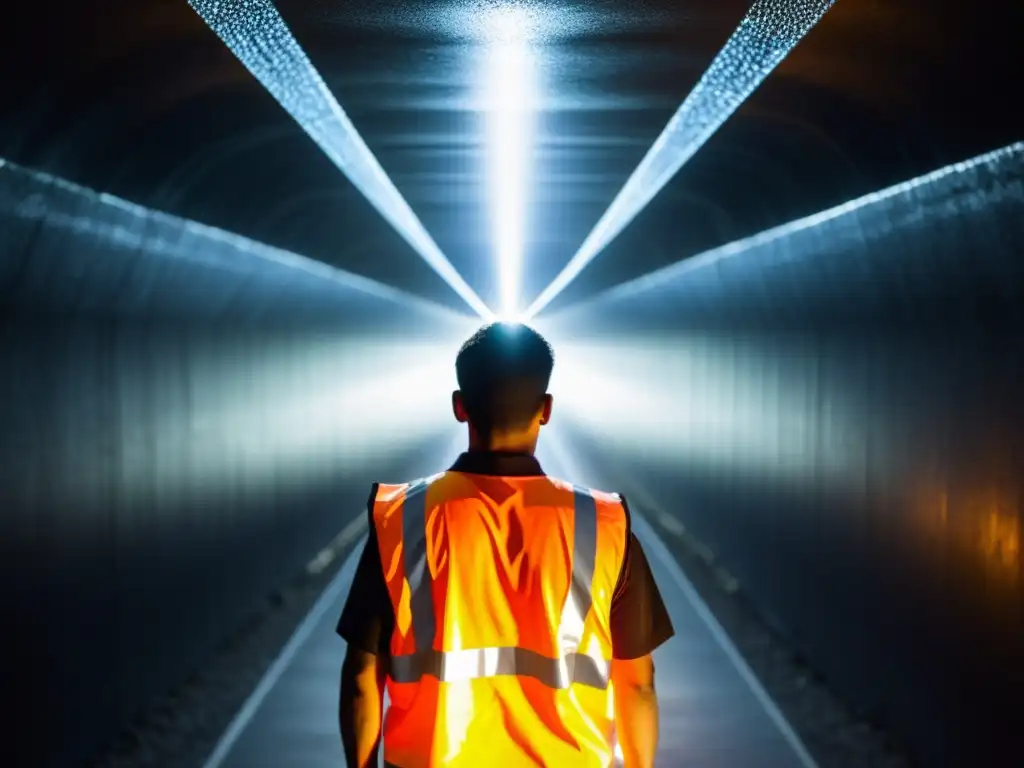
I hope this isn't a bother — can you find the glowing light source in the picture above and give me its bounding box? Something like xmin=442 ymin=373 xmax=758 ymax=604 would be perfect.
xmin=534 ymin=332 xmax=872 ymax=501
xmin=188 ymin=0 xmax=494 ymax=320
xmin=482 ymin=7 xmax=538 ymax=321
xmin=524 ymin=0 xmax=836 ymax=319
xmin=56 ymin=334 xmax=465 ymax=508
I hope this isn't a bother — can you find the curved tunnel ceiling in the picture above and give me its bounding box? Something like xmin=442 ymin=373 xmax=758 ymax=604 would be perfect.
xmin=3 ymin=0 xmax=1021 ymax=314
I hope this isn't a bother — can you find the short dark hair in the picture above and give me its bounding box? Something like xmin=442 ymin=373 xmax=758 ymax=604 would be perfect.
xmin=455 ymin=322 xmax=555 ymax=432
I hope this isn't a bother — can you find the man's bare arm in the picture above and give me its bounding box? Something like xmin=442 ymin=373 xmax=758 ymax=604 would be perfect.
xmin=339 ymin=645 xmax=386 ymax=767
xmin=612 ymin=654 xmax=659 ymax=768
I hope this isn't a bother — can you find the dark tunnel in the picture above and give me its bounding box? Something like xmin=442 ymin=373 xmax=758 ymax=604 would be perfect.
xmin=2 ymin=1 xmax=1022 ymax=767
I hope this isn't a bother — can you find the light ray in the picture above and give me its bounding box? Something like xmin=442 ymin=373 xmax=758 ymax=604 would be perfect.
xmin=188 ymin=0 xmax=494 ymax=319
xmin=524 ymin=0 xmax=837 ymax=319
xmin=481 ymin=8 xmax=538 ymax=321
xmin=545 ymin=140 xmax=1024 ymax=318
xmin=0 ymin=155 xmax=465 ymax=321
xmin=26 ymin=334 xmax=468 ymax=510
xmin=543 ymin=335 xmax=867 ymax=493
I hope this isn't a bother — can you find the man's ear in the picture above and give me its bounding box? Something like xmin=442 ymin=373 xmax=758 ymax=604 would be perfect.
xmin=539 ymin=394 xmax=553 ymax=425
xmin=452 ymin=390 xmax=469 ymax=423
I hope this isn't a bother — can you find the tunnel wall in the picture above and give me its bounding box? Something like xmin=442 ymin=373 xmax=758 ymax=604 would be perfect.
xmin=545 ymin=142 xmax=1024 ymax=767
xmin=0 ymin=162 xmax=470 ymax=767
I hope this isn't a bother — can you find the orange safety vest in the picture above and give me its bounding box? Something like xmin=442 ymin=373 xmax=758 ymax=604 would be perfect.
xmin=371 ymin=470 xmax=629 ymax=768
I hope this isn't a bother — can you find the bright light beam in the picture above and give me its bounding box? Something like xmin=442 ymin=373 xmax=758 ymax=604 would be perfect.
xmin=524 ymin=0 xmax=836 ymax=320
xmin=544 ymin=140 xmax=1024 ymax=317
xmin=44 ymin=334 xmax=469 ymax=510
xmin=482 ymin=9 xmax=537 ymax=320
xmin=545 ymin=335 xmax=868 ymax=493
xmin=188 ymin=0 xmax=494 ymax=320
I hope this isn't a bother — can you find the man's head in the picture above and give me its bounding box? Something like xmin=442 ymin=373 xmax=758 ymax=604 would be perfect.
xmin=453 ymin=322 xmax=555 ymax=449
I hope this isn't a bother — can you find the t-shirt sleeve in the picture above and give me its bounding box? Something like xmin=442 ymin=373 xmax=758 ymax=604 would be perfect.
xmin=335 ymin=486 xmax=394 ymax=656
xmin=609 ymin=498 xmax=675 ymax=660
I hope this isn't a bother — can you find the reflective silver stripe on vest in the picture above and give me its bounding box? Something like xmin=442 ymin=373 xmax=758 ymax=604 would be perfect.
xmin=401 ymin=478 xmax=434 ymax=653
xmin=389 ymin=645 xmax=609 ymax=689
xmin=392 ymin=482 xmax=608 ymax=690
xmin=560 ymin=486 xmax=598 ymax=651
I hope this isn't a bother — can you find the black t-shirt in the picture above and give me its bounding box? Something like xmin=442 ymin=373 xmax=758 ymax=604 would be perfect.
xmin=336 ymin=452 xmax=675 ymax=661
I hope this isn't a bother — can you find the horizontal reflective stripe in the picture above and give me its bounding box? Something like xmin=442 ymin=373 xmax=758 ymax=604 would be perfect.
xmin=390 ymin=646 xmax=610 ymax=690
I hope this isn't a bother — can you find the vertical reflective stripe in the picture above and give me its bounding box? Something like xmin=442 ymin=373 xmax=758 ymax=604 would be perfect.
xmin=401 ymin=478 xmax=435 ymax=654
xmin=558 ymin=486 xmax=598 ymax=652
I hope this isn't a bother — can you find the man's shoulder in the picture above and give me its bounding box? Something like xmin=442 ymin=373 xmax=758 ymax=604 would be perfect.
xmin=588 ymin=486 xmax=625 ymax=506
xmin=370 ymin=471 xmax=446 ymax=498
xmin=543 ymin=476 xmax=625 ymax=507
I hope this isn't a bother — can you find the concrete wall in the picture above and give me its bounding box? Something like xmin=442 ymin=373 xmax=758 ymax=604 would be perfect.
xmin=0 ymin=161 xmax=470 ymax=767
xmin=545 ymin=142 xmax=1024 ymax=766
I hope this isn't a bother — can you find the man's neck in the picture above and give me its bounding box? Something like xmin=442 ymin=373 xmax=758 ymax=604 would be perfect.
xmin=467 ymin=428 xmax=537 ymax=455
xmin=466 ymin=445 xmax=534 ymax=456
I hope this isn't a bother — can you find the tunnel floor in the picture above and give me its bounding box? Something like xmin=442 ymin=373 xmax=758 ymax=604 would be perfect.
xmin=94 ymin=501 xmax=912 ymax=768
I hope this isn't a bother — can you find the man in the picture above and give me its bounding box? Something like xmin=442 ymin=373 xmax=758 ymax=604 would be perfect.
xmin=337 ymin=322 xmax=674 ymax=767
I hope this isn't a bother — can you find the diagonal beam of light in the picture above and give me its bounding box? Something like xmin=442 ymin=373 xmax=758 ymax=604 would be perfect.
xmin=543 ymin=140 xmax=1024 ymax=320
xmin=188 ymin=0 xmax=494 ymax=320
xmin=523 ymin=0 xmax=837 ymax=320
xmin=0 ymin=155 xmax=472 ymax=323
